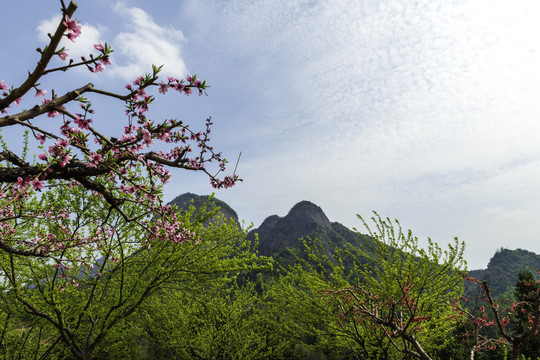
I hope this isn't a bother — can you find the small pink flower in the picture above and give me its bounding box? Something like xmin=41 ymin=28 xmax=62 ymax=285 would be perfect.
xmin=58 ymin=138 xmax=69 ymax=148
xmin=158 ymin=82 xmax=169 ymax=94
xmin=36 ymin=133 xmax=46 ymax=144
xmin=59 ymin=154 xmax=72 ymax=167
xmin=74 ymin=115 xmax=92 ymax=130
xmin=94 ymin=42 xmax=104 ymax=52
xmin=35 ymin=89 xmax=47 ymax=98
xmin=86 ymin=152 xmax=103 ymax=168
xmin=100 ymin=56 xmax=111 ymax=65
xmin=133 ymin=76 xmax=144 ymax=85
xmin=136 ymin=88 xmax=147 ymax=97
xmin=30 ymin=179 xmax=45 ymax=191
xmin=67 ymin=32 xmax=78 ymax=42
xmin=90 ymin=153 xmax=103 ymax=163
xmin=37 ymin=152 xmax=47 ymax=161
xmin=94 ymin=64 xmax=104 ymax=73
xmin=58 ymin=51 xmax=68 ymax=60
xmin=0 ymin=81 xmax=7 ymax=90
xmin=63 ymin=15 xmax=81 ymax=41
xmin=16 ymin=177 xmax=25 ymax=190
xmin=174 ymin=83 xmax=185 ymax=92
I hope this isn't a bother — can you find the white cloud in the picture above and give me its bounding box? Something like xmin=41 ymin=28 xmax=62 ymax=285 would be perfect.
xmin=109 ymin=2 xmax=188 ymax=80
xmin=36 ymin=4 xmax=189 ymax=81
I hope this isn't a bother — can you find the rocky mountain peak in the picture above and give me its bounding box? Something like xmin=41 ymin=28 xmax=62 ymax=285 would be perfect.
xmin=250 ymin=200 xmax=336 ymax=256
xmin=285 ymin=201 xmax=332 ymax=230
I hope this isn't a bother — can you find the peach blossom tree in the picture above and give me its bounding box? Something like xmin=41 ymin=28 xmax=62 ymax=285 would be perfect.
xmin=0 ymin=2 xmax=256 ymax=359
xmin=0 ymin=0 xmax=239 ymax=260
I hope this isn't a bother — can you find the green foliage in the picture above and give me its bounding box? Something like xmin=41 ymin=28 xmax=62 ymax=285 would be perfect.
xmin=0 ymin=183 xmax=269 ymax=359
xmin=297 ymin=213 xmax=467 ymax=359
xmin=513 ymin=270 xmax=540 ymax=359
xmin=481 ymin=249 xmax=540 ymax=297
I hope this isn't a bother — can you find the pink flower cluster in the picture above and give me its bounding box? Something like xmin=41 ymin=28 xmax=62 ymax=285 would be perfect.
xmin=63 ymin=15 xmax=81 ymax=42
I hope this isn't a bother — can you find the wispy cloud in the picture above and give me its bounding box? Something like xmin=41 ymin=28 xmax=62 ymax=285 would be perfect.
xmin=109 ymin=2 xmax=188 ymax=80
xmin=169 ymin=0 xmax=540 ymax=268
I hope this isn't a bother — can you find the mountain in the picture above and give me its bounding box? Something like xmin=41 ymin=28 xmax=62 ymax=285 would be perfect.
xmin=468 ymin=248 xmax=540 ymax=296
xmin=170 ymin=194 xmax=540 ymax=298
xmin=168 ymin=193 xmax=240 ymax=228
xmin=247 ymin=200 xmax=365 ymax=258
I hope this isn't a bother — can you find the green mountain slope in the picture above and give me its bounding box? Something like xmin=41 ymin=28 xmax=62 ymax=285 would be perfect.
xmin=470 ymin=247 xmax=540 ymax=296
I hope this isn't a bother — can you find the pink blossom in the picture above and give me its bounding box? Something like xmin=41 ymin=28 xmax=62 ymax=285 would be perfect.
xmin=90 ymin=153 xmax=103 ymax=163
xmin=133 ymin=76 xmax=144 ymax=85
xmin=48 ymin=110 xmax=60 ymax=118
xmin=41 ymin=98 xmax=61 ymax=117
xmin=48 ymin=145 xmax=58 ymax=155
xmin=94 ymin=42 xmax=104 ymax=52
xmin=58 ymin=138 xmax=69 ymax=148
xmin=174 ymin=83 xmax=185 ymax=92
xmin=67 ymin=32 xmax=78 ymax=42
xmin=86 ymin=152 xmax=103 ymax=168
xmin=100 ymin=56 xmax=111 ymax=65
xmin=35 ymin=89 xmax=47 ymax=97
xmin=58 ymin=51 xmax=68 ymax=60
xmin=0 ymin=81 xmax=7 ymax=90
xmin=16 ymin=177 xmax=25 ymax=190
xmin=74 ymin=115 xmax=92 ymax=130
xmin=63 ymin=15 xmax=81 ymax=41
xmin=158 ymin=82 xmax=169 ymax=94
xmin=30 ymin=179 xmax=45 ymax=191
xmin=141 ymin=129 xmax=154 ymax=146
xmin=157 ymin=130 xmax=170 ymax=141
xmin=59 ymin=154 xmax=72 ymax=167
xmin=94 ymin=64 xmax=104 ymax=73
xmin=36 ymin=133 xmax=46 ymax=144
xmin=136 ymin=88 xmax=147 ymax=97
xmin=37 ymin=152 xmax=47 ymax=161
xmin=63 ymin=15 xmax=79 ymax=32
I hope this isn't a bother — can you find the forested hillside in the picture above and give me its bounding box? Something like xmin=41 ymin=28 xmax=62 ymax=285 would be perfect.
xmin=469 ymin=248 xmax=540 ymax=296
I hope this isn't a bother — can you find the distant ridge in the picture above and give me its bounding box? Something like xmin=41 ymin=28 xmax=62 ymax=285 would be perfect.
xmin=168 ymin=194 xmax=540 ymax=298
xmin=468 ymin=248 xmax=540 ymax=296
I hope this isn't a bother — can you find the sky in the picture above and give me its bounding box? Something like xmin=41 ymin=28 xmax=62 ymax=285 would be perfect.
xmin=3 ymin=0 xmax=540 ymax=269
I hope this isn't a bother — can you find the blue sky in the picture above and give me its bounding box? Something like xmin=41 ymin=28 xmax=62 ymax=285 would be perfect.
xmin=3 ymin=0 xmax=540 ymax=269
